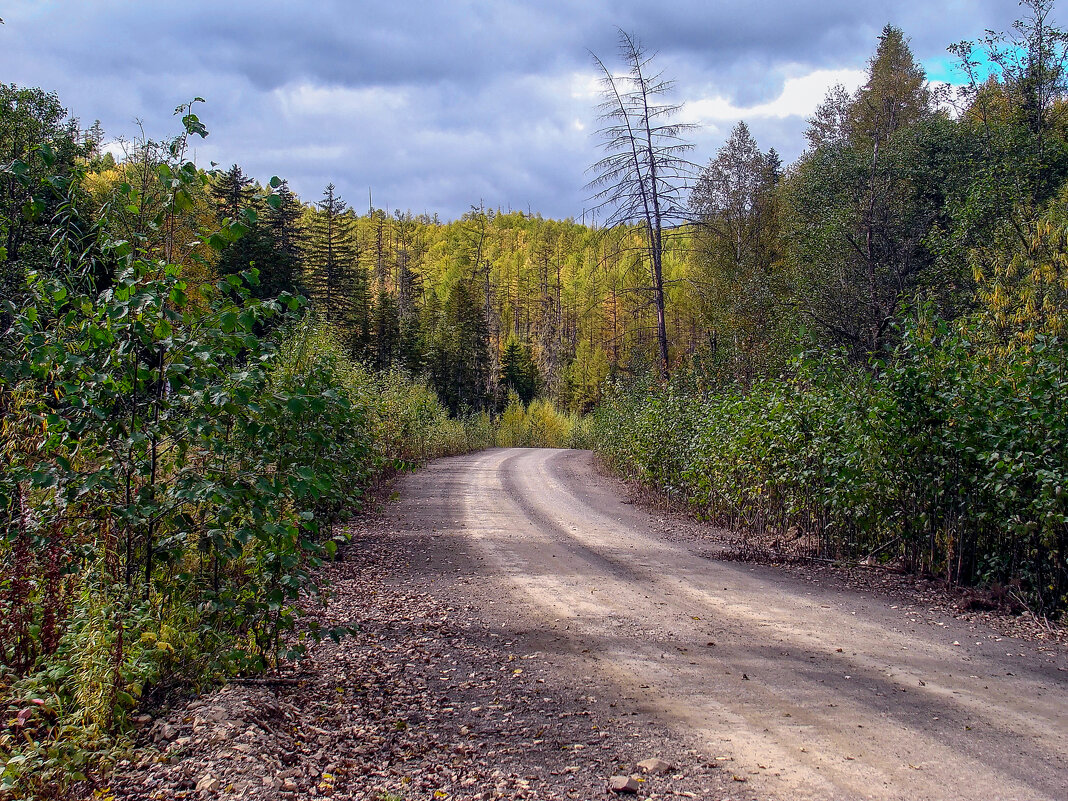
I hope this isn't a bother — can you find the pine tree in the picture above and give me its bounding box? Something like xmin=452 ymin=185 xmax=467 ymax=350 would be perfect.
xmin=499 ymin=338 xmax=538 ymax=404
xmin=265 ymin=179 xmax=302 ymax=262
xmin=258 ymin=179 xmax=302 ymax=298
xmin=370 ymin=286 xmax=400 ymax=370
xmin=210 ymin=167 xmax=300 ymax=300
xmin=424 ymin=280 xmax=492 ymax=413
xmin=211 ymin=164 xmax=254 ymax=222
xmin=302 ymin=185 xmax=369 ymax=357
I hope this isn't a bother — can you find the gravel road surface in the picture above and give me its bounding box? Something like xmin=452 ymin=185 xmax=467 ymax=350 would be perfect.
xmin=103 ymin=446 xmax=1067 ymax=801
xmin=407 ymin=448 xmax=1068 ymax=801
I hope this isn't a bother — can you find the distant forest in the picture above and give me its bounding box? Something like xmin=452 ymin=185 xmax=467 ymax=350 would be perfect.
xmin=5 ymin=14 xmax=1068 ymax=415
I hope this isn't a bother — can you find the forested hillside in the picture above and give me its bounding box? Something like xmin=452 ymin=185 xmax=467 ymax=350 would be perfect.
xmin=2 ymin=0 xmax=1068 ymax=796
xmin=54 ymin=152 xmax=697 ymax=416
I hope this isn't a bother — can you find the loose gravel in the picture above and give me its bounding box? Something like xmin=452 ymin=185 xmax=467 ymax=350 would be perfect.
xmin=97 ymin=491 xmax=743 ymax=801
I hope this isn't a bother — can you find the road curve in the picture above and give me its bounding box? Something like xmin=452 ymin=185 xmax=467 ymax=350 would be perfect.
xmin=396 ymin=447 xmax=1068 ymax=801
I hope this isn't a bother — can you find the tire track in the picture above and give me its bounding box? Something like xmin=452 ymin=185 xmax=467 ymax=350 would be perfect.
xmin=417 ymin=448 xmax=1068 ymax=801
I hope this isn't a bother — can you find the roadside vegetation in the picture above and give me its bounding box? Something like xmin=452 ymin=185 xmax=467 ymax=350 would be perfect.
xmin=591 ymin=315 xmax=1068 ymax=615
xmin=591 ymin=3 xmax=1068 ymax=620
xmin=4 ymin=1 xmax=1068 ymax=797
xmin=495 ymin=396 xmax=590 ymax=450
xmin=0 ymin=113 xmax=496 ymax=797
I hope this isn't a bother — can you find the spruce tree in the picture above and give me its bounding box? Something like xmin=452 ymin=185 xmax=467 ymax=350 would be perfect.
xmin=423 ymin=280 xmax=492 ymax=413
xmin=211 ymin=164 xmax=254 ymax=222
xmin=302 ymin=185 xmax=369 ymax=357
xmin=499 ymin=338 xmax=538 ymax=404
xmin=370 ymin=286 xmax=400 ymax=370
xmin=210 ymin=167 xmax=300 ymax=300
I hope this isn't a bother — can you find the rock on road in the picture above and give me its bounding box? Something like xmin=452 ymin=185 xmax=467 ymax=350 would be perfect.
xmin=397 ymin=447 xmax=1068 ymax=801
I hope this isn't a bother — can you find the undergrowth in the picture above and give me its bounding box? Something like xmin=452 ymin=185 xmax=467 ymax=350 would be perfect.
xmin=591 ymin=315 xmax=1068 ymax=618
xmin=495 ymin=395 xmax=592 ymax=449
xmin=0 ymin=145 xmax=490 ymax=799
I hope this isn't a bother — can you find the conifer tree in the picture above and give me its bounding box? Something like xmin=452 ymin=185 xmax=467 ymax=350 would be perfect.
xmin=784 ymin=26 xmax=940 ymax=356
xmin=850 ymin=25 xmax=931 ymax=145
xmin=259 ymin=178 xmax=302 ymax=298
xmin=302 ymin=184 xmax=369 ymax=357
xmin=211 ymin=164 xmax=254 ymax=222
xmin=370 ymin=285 xmax=401 ymax=370
xmin=210 ymin=167 xmax=300 ymax=300
xmin=424 ymin=280 xmax=492 ymax=413
xmin=499 ymin=338 xmax=538 ymax=404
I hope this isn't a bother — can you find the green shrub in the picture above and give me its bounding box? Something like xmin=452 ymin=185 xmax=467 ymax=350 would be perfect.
xmin=590 ymin=316 xmax=1068 ymax=616
xmin=0 ymin=146 xmax=491 ymax=797
xmin=495 ymin=395 xmax=583 ymax=449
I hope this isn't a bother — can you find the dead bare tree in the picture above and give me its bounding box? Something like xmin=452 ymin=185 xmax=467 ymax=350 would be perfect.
xmin=587 ymin=29 xmax=696 ymax=377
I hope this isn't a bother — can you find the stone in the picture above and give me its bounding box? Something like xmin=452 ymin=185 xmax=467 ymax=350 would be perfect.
xmin=195 ymin=775 xmax=220 ymax=792
xmin=607 ymin=775 xmax=639 ymax=793
xmin=637 ymin=757 xmax=672 ymax=774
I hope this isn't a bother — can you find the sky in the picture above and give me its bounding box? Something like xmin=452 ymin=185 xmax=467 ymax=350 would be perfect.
xmin=0 ymin=1 xmax=1054 ymax=220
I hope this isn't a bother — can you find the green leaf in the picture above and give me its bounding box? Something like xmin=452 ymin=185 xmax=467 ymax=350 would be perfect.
xmin=182 ymin=112 xmax=209 ymax=138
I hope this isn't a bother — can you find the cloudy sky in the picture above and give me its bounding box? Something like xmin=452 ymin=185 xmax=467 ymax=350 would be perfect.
xmin=0 ymin=1 xmax=1051 ymax=219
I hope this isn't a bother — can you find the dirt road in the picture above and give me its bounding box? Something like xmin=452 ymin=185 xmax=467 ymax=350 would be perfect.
xmin=397 ymin=447 xmax=1068 ymax=801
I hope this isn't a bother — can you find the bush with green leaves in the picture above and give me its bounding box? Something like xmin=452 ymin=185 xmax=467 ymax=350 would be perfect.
xmin=591 ymin=315 xmax=1068 ymax=616
xmin=495 ymin=395 xmax=587 ymax=449
xmin=0 ymin=173 xmax=366 ymax=791
xmin=0 ymin=119 xmax=487 ymax=797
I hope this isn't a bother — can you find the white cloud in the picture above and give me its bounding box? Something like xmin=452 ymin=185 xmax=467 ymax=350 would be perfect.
xmin=101 ymin=140 xmax=130 ymax=161
xmin=681 ymin=67 xmax=867 ymax=123
xmin=569 ymin=71 xmax=603 ymax=101
xmin=0 ymin=0 xmax=1031 ymax=219
xmin=272 ymin=83 xmax=410 ymax=118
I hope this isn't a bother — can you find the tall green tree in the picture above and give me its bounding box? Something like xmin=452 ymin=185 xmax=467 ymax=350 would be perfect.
xmin=690 ymin=122 xmax=783 ymax=381
xmin=210 ymin=168 xmax=300 ymax=300
xmin=424 ymin=279 xmax=492 ymax=413
xmin=302 ymin=184 xmax=369 ymax=357
xmin=210 ymin=163 xmax=254 ymax=221
xmin=783 ymin=26 xmax=943 ymax=356
xmin=370 ymin=285 xmax=400 ymax=370
xmin=941 ymin=0 xmax=1068 ymax=298
xmin=0 ymin=84 xmax=86 ymax=302
xmin=499 ymin=337 xmax=538 ymax=404
xmin=850 ymin=26 xmax=931 ymax=145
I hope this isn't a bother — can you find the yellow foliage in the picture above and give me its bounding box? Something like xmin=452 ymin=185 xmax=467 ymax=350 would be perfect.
xmin=495 ymin=396 xmax=584 ymax=449
xmin=975 ymin=184 xmax=1068 ymax=353
xmin=83 ymin=168 xmax=122 ymax=199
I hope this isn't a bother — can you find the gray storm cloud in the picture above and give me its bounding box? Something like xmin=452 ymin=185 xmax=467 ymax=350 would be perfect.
xmin=0 ymin=0 xmax=1038 ymax=218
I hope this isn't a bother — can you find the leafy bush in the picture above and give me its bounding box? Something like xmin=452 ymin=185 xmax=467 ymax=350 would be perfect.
xmin=361 ymin=367 xmax=495 ymax=463
xmin=0 ymin=140 xmax=490 ymax=797
xmin=591 ymin=315 xmax=1068 ymax=616
xmin=495 ymin=395 xmax=585 ymax=449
